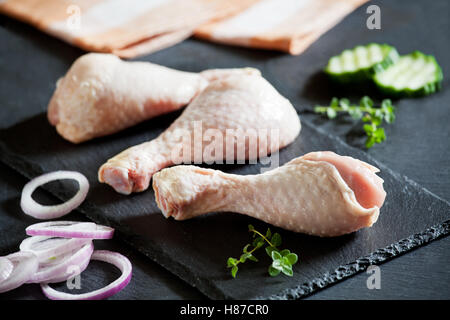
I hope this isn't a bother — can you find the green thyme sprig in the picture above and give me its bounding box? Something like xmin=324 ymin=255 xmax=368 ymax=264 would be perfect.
xmin=227 ymin=225 xmax=298 ymax=278
xmin=314 ymin=96 xmax=395 ymax=148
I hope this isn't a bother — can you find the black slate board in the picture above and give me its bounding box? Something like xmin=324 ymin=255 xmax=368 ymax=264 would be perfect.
xmin=0 ymin=117 xmax=449 ymax=299
xmin=0 ymin=0 xmax=449 ymax=300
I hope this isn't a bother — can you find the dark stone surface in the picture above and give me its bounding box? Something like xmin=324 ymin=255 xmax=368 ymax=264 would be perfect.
xmin=0 ymin=116 xmax=448 ymax=299
xmin=0 ymin=0 xmax=449 ymax=300
xmin=0 ymin=161 xmax=448 ymax=300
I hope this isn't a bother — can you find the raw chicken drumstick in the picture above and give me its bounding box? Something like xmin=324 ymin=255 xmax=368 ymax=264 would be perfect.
xmin=99 ymin=74 xmax=301 ymax=194
xmin=48 ymin=53 xmax=260 ymax=143
xmin=152 ymin=151 xmax=386 ymax=237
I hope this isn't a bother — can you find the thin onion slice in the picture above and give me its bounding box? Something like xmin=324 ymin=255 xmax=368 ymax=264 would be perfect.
xmin=0 ymin=252 xmax=38 ymax=293
xmin=20 ymin=235 xmax=91 ymax=263
xmin=20 ymin=171 xmax=89 ymax=219
xmin=26 ymin=221 xmax=114 ymax=239
xmin=28 ymin=242 xmax=93 ymax=283
xmin=0 ymin=257 xmax=14 ymax=283
xmin=41 ymin=250 xmax=132 ymax=300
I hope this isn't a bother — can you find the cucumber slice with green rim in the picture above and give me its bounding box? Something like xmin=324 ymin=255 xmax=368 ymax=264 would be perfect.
xmin=373 ymin=51 xmax=443 ymax=97
xmin=325 ymin=43 xmax=399 ymax=83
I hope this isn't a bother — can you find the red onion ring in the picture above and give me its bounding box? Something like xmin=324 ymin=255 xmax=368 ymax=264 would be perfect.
xmin=20 ymin=235 xmax=91 ymax=262
xmin=41 ymin=250 xmax=132 ymax=300
xmin=0 ymin=252 xmax=38 ymax=293
xmin=20 ymin=171 xmax=89 ymax=219
xmin=28 ymin=242 xmax=93 ymax=284
xmin=26 ymin=221 xmax=115 ymax=239
xmin=0 ymin=257 xmax=14 ymax=283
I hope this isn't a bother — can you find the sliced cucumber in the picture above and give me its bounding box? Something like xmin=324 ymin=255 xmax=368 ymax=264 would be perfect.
xmin=373 ymin=51 xmax=443 ymax=97
xmin=325 ymin=43 xmax=399 ymax=83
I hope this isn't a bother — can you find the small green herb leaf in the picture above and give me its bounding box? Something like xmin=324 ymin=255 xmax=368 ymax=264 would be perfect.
xmin=271 ymin=259 xmax=282 ymax=270
xmin=286 ymin=253 xmax=298 ymax=265
xmin=231 ymin=265 xmax=238 ymax=278
xmin=360 ymin=96 xmax=373 ymax=108
xmin=240 ymin=253 xmax=251 ymax=263
xmin=348 ymin=108 xmax=363 ymax=120
xmin=253 ymin=238 xmax=264 ymax=248
xmin=326 ymin=108 xmax=337 ymax=119
xmin=339 ymin=98 xmax=350 ymax=110
xmin=363 ymin=123 xmax=374 ymax=133
xmin=265 ymin=246 xmax=276 ymax=257
xmin=281 ymin=264 xmax=294 ymax=277
xmin=271 ymin=233 xmax=282 ymax=247
xmin=271 ymin=250 xmax=282 ymax=261
xmin=366 ymin=136 xmax=376 ymax=149
xmin=268 ymin=265 xmax=281 ymax=277
xmin=330 ymin=97 xmax=339 ymax=108
xmin=227 ymin=257 xmax=237 ymax=268
xmin=265 ymin=228 xmax=272 ymax=239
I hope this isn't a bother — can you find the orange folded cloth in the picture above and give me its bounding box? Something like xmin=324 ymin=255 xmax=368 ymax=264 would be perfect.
xmin=0 ymin=0 xmax=257 ymax=58
xmin=195 ymin=0 xmax=369 ymax=55
xmin=0 ymin=0 xmax=367 ymax=58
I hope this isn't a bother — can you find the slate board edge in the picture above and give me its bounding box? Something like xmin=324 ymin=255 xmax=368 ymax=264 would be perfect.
xmin=0 ymin=120 xmax=449 ymax=300
xmin=264 ymin=220 xmax=450 ymax=300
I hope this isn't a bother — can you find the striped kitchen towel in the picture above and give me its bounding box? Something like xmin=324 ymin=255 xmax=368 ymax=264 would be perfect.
xmin=0 ymin=0 xmax=368 ymax=58
xmin=195 ymin=0 xmax=369 ymax=55
xmin=0 ymin=0 xmax=257 ymax=58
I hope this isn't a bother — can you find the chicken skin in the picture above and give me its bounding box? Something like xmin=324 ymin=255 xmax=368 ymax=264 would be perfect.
xmin=152 ymin=151 xmax=386 ymax=237
xmin=48 ymin=53 xmax=259 ymax=143
xmin=99 ymin=73 xmax=301 ymax=194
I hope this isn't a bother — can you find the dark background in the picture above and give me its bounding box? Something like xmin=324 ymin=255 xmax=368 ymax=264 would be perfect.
xmin=0 ymin=0 xmax=449 ymax=299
